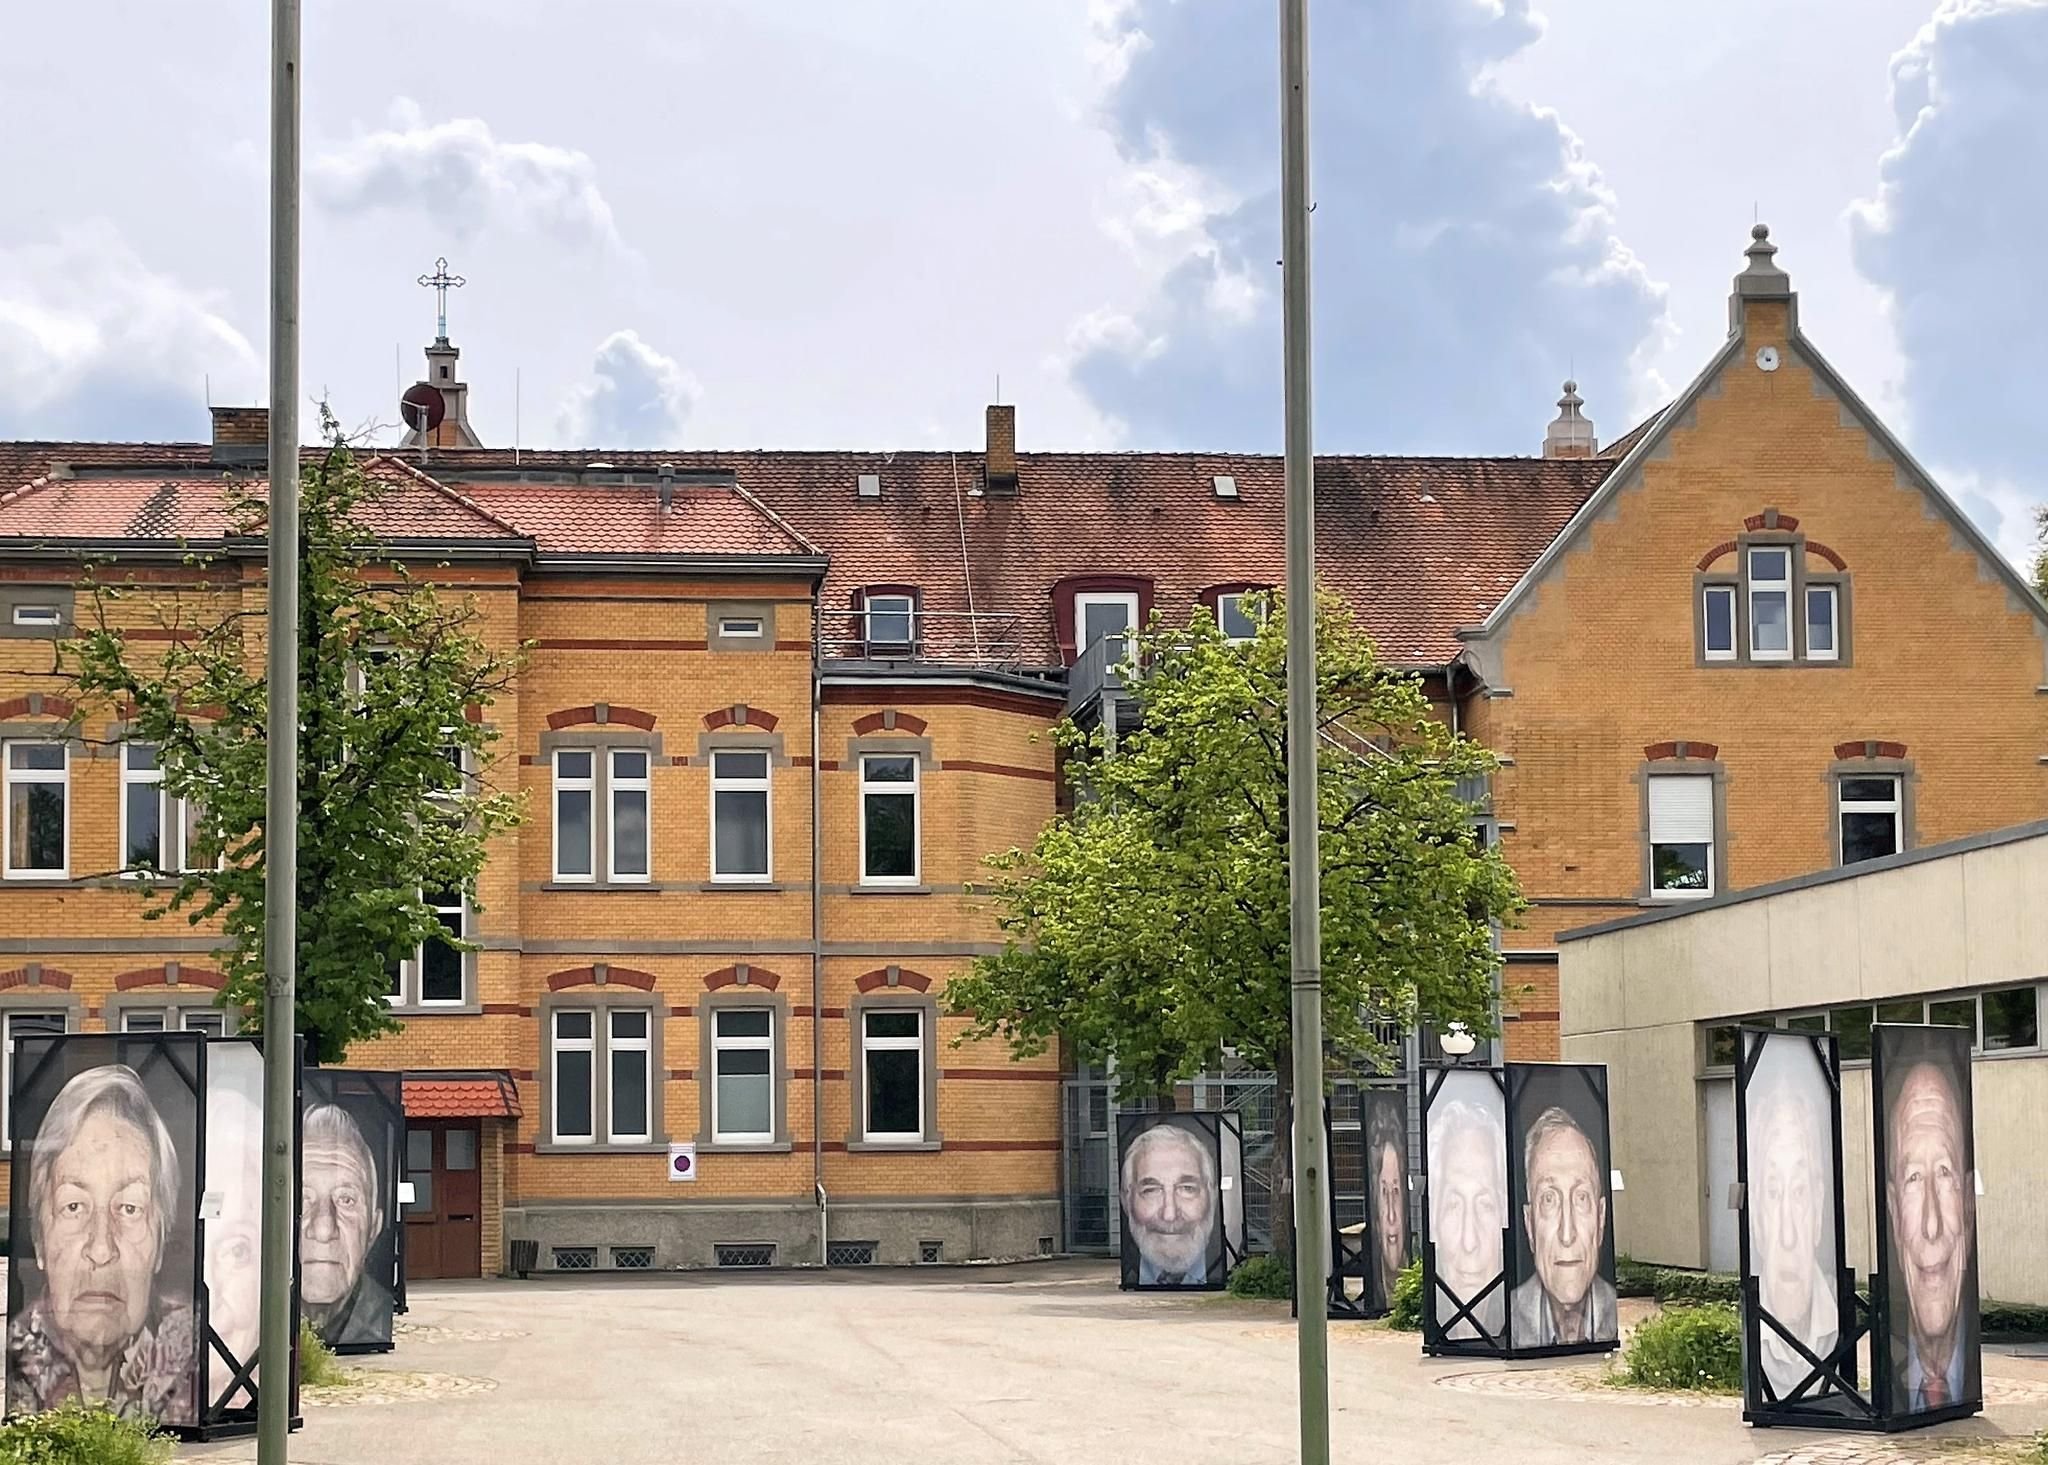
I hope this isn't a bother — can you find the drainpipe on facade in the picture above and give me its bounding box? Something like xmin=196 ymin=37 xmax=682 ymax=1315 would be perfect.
xmin=811 ymin=597 xmax=827 ymax=1265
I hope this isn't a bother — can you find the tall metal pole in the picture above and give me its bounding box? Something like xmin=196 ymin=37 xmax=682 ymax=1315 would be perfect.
xmin=259 ymin=0 xmax=301 ymax=1458
xmin=1278 ymin=0 xmax=1330 ymax=1461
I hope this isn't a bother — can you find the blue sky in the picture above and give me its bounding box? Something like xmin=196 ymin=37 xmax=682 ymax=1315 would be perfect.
xmin=1 ymin=0 xmax=2041 ymax=564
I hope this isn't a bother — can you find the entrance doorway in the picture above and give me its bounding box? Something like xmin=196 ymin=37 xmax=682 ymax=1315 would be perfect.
xmin=404 ymin=1121 xmax=482 ymax=1280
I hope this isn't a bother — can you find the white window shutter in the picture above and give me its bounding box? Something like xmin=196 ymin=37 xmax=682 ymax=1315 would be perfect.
xmin=1649 ymin=775 xmax=1714 ymax=843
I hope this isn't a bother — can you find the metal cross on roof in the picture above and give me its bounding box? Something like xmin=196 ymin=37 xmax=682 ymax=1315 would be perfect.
xmin=417 ymin=256 xmax=466 ymax=341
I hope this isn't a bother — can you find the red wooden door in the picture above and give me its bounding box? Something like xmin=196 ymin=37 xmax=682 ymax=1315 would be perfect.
xmin=402 ymin=1123 xmax=482 ymax=1281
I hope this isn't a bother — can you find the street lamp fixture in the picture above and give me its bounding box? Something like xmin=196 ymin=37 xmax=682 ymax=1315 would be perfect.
xmin=1439 ymin=1022 xmax=1478 ymax=1061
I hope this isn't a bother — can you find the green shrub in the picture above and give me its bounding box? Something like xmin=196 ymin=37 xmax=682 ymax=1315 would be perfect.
xmin=0 ymin=1402 xmax=172 ymax=1465
xmin=1985 ymin=1301 xmax=2048 ymax=1340
xmin=1226 ymin=1253 xmax=1294 ymax=1300
xmin=1619 ymin=1303 xmax=1742 ymax=1393
xmin=1615 ymin=1255 xmax=1658 ymax=1299
xmin=299 ymin=1319 xmax=348 ymax=1388
xmin=1654 ymin=1269 xmax=1740 ymax=1307
xmin=1387 ymin=1258 xmax=1423 ymax=1331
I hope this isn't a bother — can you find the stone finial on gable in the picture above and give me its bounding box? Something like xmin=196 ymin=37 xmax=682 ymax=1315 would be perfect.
xmin=1543 ymin=380 xmax=1597 ymax=459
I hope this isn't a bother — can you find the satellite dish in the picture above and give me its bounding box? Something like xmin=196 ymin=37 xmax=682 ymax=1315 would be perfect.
xmin=400 ymin=382 xmax=447 ymax=433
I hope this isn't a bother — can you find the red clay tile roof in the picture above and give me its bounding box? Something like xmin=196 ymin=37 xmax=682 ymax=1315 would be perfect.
xmin=459 ymin=480 xmax=821 ymax=559
xmin=0 ymin=441 xmax=1615 ymax=667
xmin=402 ymin=1071 xmax=522 ymax=1119
xmin=1597 ymin=407 xmax=1666 ymax=462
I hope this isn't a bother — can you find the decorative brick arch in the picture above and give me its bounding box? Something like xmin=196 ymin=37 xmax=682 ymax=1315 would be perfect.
xmin=0 ymin=694 xmax=74 ymax=721
xmin=1694 ymin=540 xmax=1738 ymax=572
xmin=1743 ymin=512 xmax=1801 ymax=533
xmin=544 ymin=965 xmax=657 ymax=992
xmin=1835 ymin=739 xmax=1907 ymax=761
xmin=1806 ymin=540 xmax=1848 ymax=571
xmin=546 ymin=704 xmax=658 ymax=732
xmin=702 ymin=705 xmax=779 ymax=732
xmin=1643 ymin=740 xmax=1720 ymax=762
xmin=113 ymin=964 xmax=226 ymax=991
xmin=850 ymin=711 xmax=927 ymax=737
xmin=0 ymin=966 xmax=73 ymax=991
xmin=702 ymin=964 xmax=785 ymax=993
xmin=854 ymin=967 xmax=932 ymax=994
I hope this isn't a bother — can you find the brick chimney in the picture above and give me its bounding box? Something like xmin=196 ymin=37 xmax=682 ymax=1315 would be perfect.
xmin=984 ymin=403 xmax=1018 ymax=496
xmin=1542 ymin=380 xmax=1597 ymax=459
xmin=210 ymin=406 xmax=269 ymax=466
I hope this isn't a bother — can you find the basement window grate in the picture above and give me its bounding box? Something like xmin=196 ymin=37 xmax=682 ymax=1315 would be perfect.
xmin=611 ymin=1246 xmax=655 ymax=1270
xmin=552 ymin=1246 xmax=598 ymax=1271
xmin=918 ymin=1239 xmax=943 ymax=1265
xmin=1037 ymin=1236 xmax=1056 ymax=1257
xmin=715 ymin=1243 xmax=776 ymax=1269
xmin=827 ymin=1240 xmax=878 ymax=1267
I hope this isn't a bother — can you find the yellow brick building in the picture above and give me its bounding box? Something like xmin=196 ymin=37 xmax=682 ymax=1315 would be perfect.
xmin=0 ymin=225 xmax=2039 ymax=1271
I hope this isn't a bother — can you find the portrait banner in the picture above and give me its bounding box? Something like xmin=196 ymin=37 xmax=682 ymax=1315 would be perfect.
xmin=200 ymin=1039 xmax=269 ymax=1422
xmin=1117 ymin=1111 xmax=1237 ymax=1291
xmin=1505 ymin=1063 xmax=1619 ymax=1355
xmin=300 ymin=1070 xmax=404 ymax=1354
xmin=1420 ymin=1066 xmax=1508 ymax=1355
xmin=1871 ymin=1024 xmax=1981 ymax=1424
xmin=1362 ymin=1088 xmax=1411 ymax=1317
xmin=1736 ymin=1025 xmax=1866 ymax=1427
xmin=6 ymin=1033 xmax=203 ymax=1429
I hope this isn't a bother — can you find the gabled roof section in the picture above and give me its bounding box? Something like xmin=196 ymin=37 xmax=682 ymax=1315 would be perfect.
xmin=456 ymin=478 xmax=823 ymax=562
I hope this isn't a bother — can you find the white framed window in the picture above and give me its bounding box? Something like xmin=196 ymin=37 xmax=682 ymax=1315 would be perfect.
xmin=1747 ymin=547 xmax=1792 ymax=660
xmin=120 ymin=1007 xmax=229 ymax=1036
xmin=861 ymin=1008 xmax=925 ymax=1142
xmin=120 ymin=743 xmax=194 ymax=876
xmin=1217 ymin=592 xmax=1264 ymax=644
xmin=608 ymin=750 xmax=651 ymax=883
xmin=1806 ymin=584 xmax=1839 ymax=662
xmin=2 ymin=1009 xmax=65 ymax=1147
xmin=551 ymin=1009 xmax=597 ymax=1145
xmin=415 ymin=887 xmax=467 ymax=1005
xmin=553 ymin=750 xmax=596 ymax=882
xmin=859 ymin=754 xmax=920 ymax=884
xmin=1075 ymin=591 xmax=1139 ymax=666
xmin=1648 ymin=774 xmax=1714 ymax=898
xmin=4 ymin=742 xmax=68 ymax=879
xmin=1702 ymin=584 xmax=1737 ymax=661
xmin=608 ymin=1009 xmax=652 ymax=1144
xmin=11 ymin=605 xmax=59 ymax=628
xmin=710 ymin=749 xmax=771 ymax=882
xmin=864 ymin=594 xmax=916 ymax=649
xmin=717 ymin=615 xmax=765 ymax=639
xmin=712 ymin=1007 xmax=775 ymax=1143
xmin=1838 ymin=775 xmax=1902 ymax=866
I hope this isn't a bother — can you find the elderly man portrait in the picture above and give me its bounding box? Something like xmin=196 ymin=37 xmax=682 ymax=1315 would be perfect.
xmin=1121 ymin=1121 xmax=1218 ymax=1286
xmin=301 ymin=1104 xmax=390 ymax=1342
xmin=1885 ymin=1057 xmax=1976 ymax=1412
xmin=1748 ymin=1040 xmax=1840 ymax=1400
xmin=1509 ymin=1105 xmax=1618 ymax=1347
xmin=1366 ymin=1098 xmax=1409 ymax=1311
xmin=7 ymin=1064 xmax=195 ymax=1421
xmin=1427 ymin=1091 xmax=1506 ymax=1340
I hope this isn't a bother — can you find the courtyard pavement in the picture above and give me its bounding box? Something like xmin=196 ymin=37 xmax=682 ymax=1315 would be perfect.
xmin=190 ymin=1261 xmax=2048 ymax=1464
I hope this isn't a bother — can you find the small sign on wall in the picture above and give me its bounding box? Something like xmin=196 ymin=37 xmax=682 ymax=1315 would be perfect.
xmin=667 ymin=1141 xmax=697 ymax=1183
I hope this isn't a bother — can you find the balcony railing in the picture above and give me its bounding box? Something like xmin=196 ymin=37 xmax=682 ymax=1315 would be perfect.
xmin=818 ymin=608 xmax=1033 ymax=670
xmin=1066 ymin=632 xmax=1133 ymax=718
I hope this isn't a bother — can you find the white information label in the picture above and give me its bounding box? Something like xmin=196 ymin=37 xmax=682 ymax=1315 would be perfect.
xmin=667 ymin=1141 xmax=697 ymax=1183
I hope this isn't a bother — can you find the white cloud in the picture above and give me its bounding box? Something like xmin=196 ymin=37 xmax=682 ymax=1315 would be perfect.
xmin=0 ymin=225 xmax=258 ymax=440
xmin=311 ymin=99 xmax=624 ymax=252
xmin=1850 ymin=0 xmax=2048 ymax=565
xmin=555 ymin=330 xmax=700 ymax=447
xmin=1069 ymin=0 xmax=1669 ymax=453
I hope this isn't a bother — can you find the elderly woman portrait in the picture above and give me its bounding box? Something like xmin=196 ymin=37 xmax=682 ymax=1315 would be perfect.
xmin=301 ymin=1103 xmax=390 ymax=1343
xmin=1746 ymin=1035 xmax=1841 ymax=1401
xmin=1427 ymin=1078 xmax=1507 ymax=1341
xmin=1365 ymin=1095 xmax=1409 ymax=1310
xmin=7 ymin=1064 xmax=195 ymax=1422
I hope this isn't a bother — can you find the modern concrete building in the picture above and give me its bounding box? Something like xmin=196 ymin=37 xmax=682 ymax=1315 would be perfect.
xmin=1559 ymin=819 xmax=2048 ymax=1305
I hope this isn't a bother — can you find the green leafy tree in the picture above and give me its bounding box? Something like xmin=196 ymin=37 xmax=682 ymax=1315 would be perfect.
xmin=950 ymin=588 xmax=1521 ymax=1252
xmin=2036 ymin=506 xmax=2048 ymax=600
xmin=51 ymin=424 xmax=523 ymax=1062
